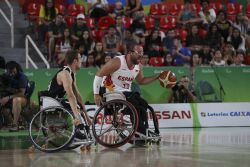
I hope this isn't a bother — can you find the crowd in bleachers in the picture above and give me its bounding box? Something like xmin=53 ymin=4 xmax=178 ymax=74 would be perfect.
xmin=20 ymin=0 xmax=250 ymax=68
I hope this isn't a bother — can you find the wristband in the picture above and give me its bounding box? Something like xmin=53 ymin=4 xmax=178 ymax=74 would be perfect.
xmin=93 ymin=75 xmax=103 ymax=95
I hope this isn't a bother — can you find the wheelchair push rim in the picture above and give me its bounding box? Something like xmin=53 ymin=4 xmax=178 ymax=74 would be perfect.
xmin=29 ymin=106 xmax=76 ymax=153
xmin=92 ymin=99 xmax=138 ymax=148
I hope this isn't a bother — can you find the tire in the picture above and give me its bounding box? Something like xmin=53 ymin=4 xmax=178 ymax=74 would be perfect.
xmin=29 ymin=106 xmax=75 ymax=153
xmin=92 ymin=99 xmax=138 ymax=148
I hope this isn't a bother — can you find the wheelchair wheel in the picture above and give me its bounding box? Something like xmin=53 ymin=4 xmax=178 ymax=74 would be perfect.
xmin=29 ymin=106 xmax=75 ymax=153
xmin=92 ymin=99 xmax=138 ymax=148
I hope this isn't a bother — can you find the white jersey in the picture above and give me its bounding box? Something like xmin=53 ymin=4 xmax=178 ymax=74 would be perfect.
xmin=104 ymin=55 xmax=140 ymax=92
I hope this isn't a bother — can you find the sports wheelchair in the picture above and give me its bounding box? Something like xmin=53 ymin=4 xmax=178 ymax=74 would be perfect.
xmin=29 ymin=91 xmax=160 ymax=152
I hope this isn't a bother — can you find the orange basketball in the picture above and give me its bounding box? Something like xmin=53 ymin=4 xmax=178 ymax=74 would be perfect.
xmin=158 ymin=70 xmax=177 ymax=88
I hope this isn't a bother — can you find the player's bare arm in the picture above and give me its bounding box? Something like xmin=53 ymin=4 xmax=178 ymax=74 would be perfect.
xmin=136 ymin=64 xmax=159 ymax=85
xmin=58 ymin=71 xmax=80 ymax=120
xmin=94 ymin=58 xmax=120 ymax=106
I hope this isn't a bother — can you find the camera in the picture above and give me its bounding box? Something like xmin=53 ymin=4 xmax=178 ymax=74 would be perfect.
xmin=172 ymin=82 xmax=185 ymax=92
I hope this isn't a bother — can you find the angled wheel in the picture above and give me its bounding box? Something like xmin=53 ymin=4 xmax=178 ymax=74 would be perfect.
xmin=92 ymin=100 xmax=138 ymax=148
xmin=29 ymin=106 xmax=75 ymax=153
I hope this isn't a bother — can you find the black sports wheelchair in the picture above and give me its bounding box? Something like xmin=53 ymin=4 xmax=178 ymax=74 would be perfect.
xmin=29 ymin=91 xmax=161 ymax=153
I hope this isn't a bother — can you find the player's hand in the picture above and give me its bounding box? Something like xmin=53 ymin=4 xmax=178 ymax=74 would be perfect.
xmin=94 ymin=94 xmax=102 ymax=106
xmin=74 ymin=118 xmax=80 ymax=125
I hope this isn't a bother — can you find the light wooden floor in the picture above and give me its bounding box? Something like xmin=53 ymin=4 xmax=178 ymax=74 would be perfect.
xmin=1 ymin=127 xmax=250 ymax=167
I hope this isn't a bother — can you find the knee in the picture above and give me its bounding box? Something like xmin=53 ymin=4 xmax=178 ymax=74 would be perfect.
xmin=12 ymin=97 xmax=26 ymax=106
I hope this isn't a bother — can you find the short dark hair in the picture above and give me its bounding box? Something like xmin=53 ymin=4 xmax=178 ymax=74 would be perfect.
xmin=127 ymin=41 xmax=138 ymax=52
xmin=5 ymin=61 xmax=23 ymax=72
xmin=65 ymin=50 xmax=79 ymax=65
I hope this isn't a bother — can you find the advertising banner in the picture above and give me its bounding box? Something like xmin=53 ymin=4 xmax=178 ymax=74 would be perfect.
xmin=86 ymin=102 xmax=250 ymax=128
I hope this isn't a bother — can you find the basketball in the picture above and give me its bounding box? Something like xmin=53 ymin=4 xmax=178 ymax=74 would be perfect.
xmin=158 ymin=70 xmax=177 ymax=88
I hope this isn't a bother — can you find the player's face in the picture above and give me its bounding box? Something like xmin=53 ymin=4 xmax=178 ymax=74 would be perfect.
xmin=131 ymin=46 xmax=143 ymax=65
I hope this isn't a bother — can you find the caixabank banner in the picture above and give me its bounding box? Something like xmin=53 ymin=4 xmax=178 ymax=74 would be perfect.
xmin=86 ymin=102 xmax=250 ymax=128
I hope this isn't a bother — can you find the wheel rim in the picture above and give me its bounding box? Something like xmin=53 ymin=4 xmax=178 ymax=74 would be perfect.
xmin=29 ymin=107 xmax=75 ymax=152
xmin=92 ymin=100 xmax=138 ymax=147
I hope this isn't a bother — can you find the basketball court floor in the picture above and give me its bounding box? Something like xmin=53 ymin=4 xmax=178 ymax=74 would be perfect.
xmin=1 ymin=127 xmax=250 ymax=167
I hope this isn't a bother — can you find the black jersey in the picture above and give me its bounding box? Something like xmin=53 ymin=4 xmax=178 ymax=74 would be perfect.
xmin=48 ymin=66 xmax=75 ymax=98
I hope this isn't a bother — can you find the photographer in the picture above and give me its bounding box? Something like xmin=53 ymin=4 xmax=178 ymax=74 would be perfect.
xmin=168 ymin=75 xmax=197 ymax=103
xmin=0 ymin=61 xmax=29 ymax=132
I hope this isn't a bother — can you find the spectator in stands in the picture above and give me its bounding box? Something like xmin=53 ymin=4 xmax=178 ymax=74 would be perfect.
xmin=163 ymin=52 xmax=175 ymax=66
xmin=172 ymin=37 xmax=192 ymax=66
xmin=130 ymin=13 xmax=147 ymax=45
xmin=177 ymin=0 xmax=201 ymax=29
xmin=233 ymin=13 xmax=250 ymax=50
xmin=38 ymin=0 xmax=57 ymax=45
xmin=210 ymin=50 xmax=226 ymax=66
xmin=144 ymin=29 xmax=162 ymax=54
xmin=93 ymin=42 xmax=105 ymax=67
xmin=48 ymin=13 xmax=67 ymax=63
xmin=87 ymin=0 xmax=108 ymax=21
xmin=186 ymin=24 xmax=203 ymax=52
xmin=0 ymin=61 xmax=29 ymax=132
xmin=198 ymin=0 xmax=216 ymax=27
xmin=200 ymin=43 xmax=213 ymax=65
xmin=147 ymin=43 xmax=164 ymax=58
xmin=55 ymin=28 xmax=73 ymax=67
xmin=168 ymin=75 xmax=196 ymax=103
xmin=74 ymin=43 xmax=88 ymax=67
xmin=231 ymin=51 xmax=246 ymax=66
xmin=70 ymin=14 xmax=89 ymax=42
xmin=102 ymin=25 xmax=121 ymax=57
xmin=205 ymin=23 xmax=223 ymax=50
xmin=115 ymin=15 xmax=125 ymax=39
xmin=125 ymin=0 xmax=143 ymax=17
xmin=216 ymin=10 xmax=232 ymax=43
xmin=78 ymin=30 xmax=95 ymax=55
xmin=162 ymin=29 xmax=176 ymax=52
xmin=227 ymin=27 xmax=246 ymax=52
xmin=222 ymin=41 xmax=235 ymax=65
xmin=85 ymin=51 xmax=96 ymax=67
xmin=140 ymin=54 xmax=149 ymax=66
xmin=111 ymin=1 xmax=124 ymax=18
xmin=123 ymin=28 xmax=137 ymax=54
xmin=190 ymin=52 xmax=201 ymax=67
xmin=100 ymin=54 xmax=113 ymax=68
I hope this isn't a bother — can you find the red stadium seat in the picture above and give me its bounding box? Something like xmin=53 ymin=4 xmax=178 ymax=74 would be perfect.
xmin=191 ymin=3 xmax=202 ymax=14
xmin=27 ymin=3 xmax=41 ymax=25
xmin=234 ymin=3 xmax=243 ymax=13
xmin=91 ymin=29 xmax=105 ymax=42
xmin=247 ymin=3 xmax=250 ymax=19
xmin=144 ymin=16 xmax=155 ymax=30
xmin=22 ymin=0 xmax=44 ymax=13
xmin=149 ymin=3 xmax=167 ymax=18
xmin=149 ymin=57 xmax=164 ymax=67
xmin=209 ymin=2 xmax=223 ymax=14
xmin=226 ymin=3 xmax=236 ymax=22
xmin=122 ymin=16 xmax=133 ymax=29
xmin=226 ymin=3 xmax=236 ymax=15
xmin=64 ymin=16 xmax=75 ymax=27
xmin=67 ymin=4 xmax=85 ymax=17
xmin=54 ymin=0 xmax=66 ymax=6
xmin=198 ymin=28 xmax=207 ymax=39
xmin=160 ymin=16 xmax=177 ymax=32
xmin=98 ymin=16 xmax=116 ymax=30
xmin=176 ymin=29 xmax=188 ymax=42
xmin=55 ymin=4 xmax=65 ymax=14
xmin=168 ymin=3 xmax=183 ymax=17
xmin=85 ymin=17 xmax=95 ymax=30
